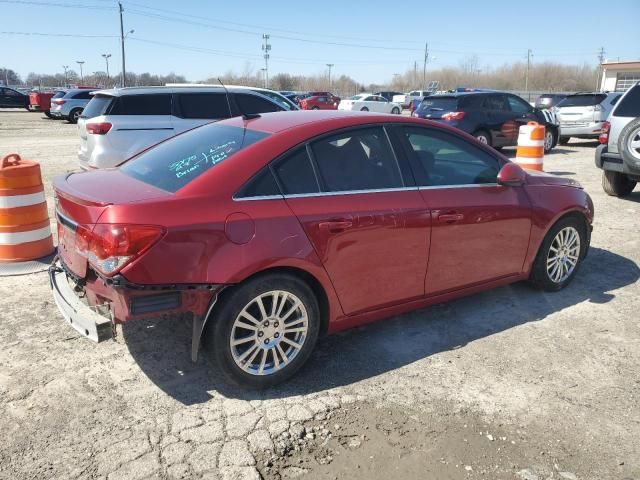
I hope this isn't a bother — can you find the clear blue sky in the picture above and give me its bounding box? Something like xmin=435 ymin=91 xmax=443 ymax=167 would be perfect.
xmin=2 ymin=0 xmax=639 ymax=84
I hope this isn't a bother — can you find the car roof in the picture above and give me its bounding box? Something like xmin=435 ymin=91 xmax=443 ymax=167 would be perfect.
xmin=213 ymin=110 xmax=423 ymax=135
xmin=92 ymin=85 xmax=273 ymax=97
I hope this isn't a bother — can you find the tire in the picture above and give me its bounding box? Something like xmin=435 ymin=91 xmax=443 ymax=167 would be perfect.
xmin=311 ymin=106 xmax=320 ymax=110
xmin=360 ymin=107 xmax=369 ymax=112
xmin=529 ymin=215 xmax=587 ymax=292
xmin=473 ymin=130 xmax=491 ymax=147
xmin=69 ymin=108 xmax=82 ymax=124
xmin=617 ymin=117 xmax=640 ymax=166
xmin=559 ymin=136 xmax=570 ymax=145
xmin=44 ymin=111 xmax=53 ymax=119
xmin=391 ymin=107 xmax=400 ymax=115
xmin=543 ymin=128 xmax=556 ymax=153
xmin=602 ymin=170 xmax=636 ymax=197
xmin=205 ymin=273 xmax=321 ymax=388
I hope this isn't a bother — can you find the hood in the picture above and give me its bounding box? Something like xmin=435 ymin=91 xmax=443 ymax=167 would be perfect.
xmin=526 ymin=169 xmax=582 ymax=189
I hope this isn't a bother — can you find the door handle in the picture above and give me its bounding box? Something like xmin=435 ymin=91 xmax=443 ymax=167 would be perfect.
xmin=318 ymin=220 xmax=353 ymax=233
xmin=437 ymin=213 xmax=464 ymax=224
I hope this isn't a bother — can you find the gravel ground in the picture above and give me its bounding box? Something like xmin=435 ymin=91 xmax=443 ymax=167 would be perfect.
xmin=0 ymin=109 xmax=639 ymax=480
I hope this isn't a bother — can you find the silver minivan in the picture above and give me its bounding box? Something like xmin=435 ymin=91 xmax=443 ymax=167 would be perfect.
xmin=77 ymin=86 xmax=295 ymax=170
xmin=555 ymin=92 xmax=622 ymax=144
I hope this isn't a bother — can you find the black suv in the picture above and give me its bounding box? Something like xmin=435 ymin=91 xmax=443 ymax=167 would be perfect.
xmin=413 ymin=91 xmax=560 ymax=152
xmin=0 ymin=86 xmax=28 ymax=109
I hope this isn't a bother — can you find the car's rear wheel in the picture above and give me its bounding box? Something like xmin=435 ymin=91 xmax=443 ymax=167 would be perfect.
xmin=602 ymin=170 xmax=636 ymax=197
xmin=311 ymin=106 xmax=320 ymax=110
xmin=529 ymin=215 xmax=586 ymax=291
xmin=69 ymin=108 xmax=82 ymax=124
xmin=559 ymin=136 xmax=570 ymax=145
xmin=473 ymin=130 xmax=491 ymax=146
xmin=391 ymin=107 xmax=400 ymax=114
xmin=206 ymin=273 xmax=320 ymax=388
xmin=360 ymin=107 xmax=369 ymax=112
xmin=543 ymin=129 xmax=556 ymax=153
xmin=44 ymin=111 xmax=53 ymax=119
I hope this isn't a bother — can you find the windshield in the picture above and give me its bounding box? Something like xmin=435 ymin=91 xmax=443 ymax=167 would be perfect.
xmin=557 ymin=94 xmax=606 ymax=107
xmin=253 ymin=90 xmax=298 ymax=110
xmin=417 ymin=97 xmax=458 ymax=111
xmin=121 ymin=124 xmax=270 ymax=192
xmin=81 ymin=94 xmax=113 ymax=119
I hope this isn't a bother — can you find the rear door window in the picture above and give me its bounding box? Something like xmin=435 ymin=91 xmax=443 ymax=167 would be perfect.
xmin=121 ymin=124 xmax=270 ymax=192
xmin=506 ymin=95 xmax=532 ymax=113
xmin=175 ymin=92 xmax=230 ymax=119
xmin=484 ymin=94 xmax=508 ymax=111
xmin=81 ymin=94 xmax=113 ymax=118
xmin=235 ymin=93 xmax=282 ymax=114
xmin=109 ymin=94 xmax=172 ymax=115
xmin=273 ymin=148 xmax=319 ymax=195
xmin=310 ymin=127 xmax=403 ymax=192
xmin=557 ymin=94 xmax=606 ymax=107
xmin=613 ymin=85 xmax=640 ymax=117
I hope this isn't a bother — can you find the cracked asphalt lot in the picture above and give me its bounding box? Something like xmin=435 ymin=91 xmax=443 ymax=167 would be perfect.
xmin=0 ymin=110 xmax=639 ymax=480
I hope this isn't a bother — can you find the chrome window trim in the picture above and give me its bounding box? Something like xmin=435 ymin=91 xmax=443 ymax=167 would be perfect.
xmin=233 ymin=194 xmax=284 ymax=202
xmin=419 ymin=183 xmax=500 ymax=190
xmin=283 ymin=186 xmax=419 ymax=199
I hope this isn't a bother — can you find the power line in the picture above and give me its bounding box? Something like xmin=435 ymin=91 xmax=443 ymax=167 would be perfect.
xmin=0 ymin=30 xmax=117 ymax=37
xmin=0 ymin=0 xmax=115 ymax=9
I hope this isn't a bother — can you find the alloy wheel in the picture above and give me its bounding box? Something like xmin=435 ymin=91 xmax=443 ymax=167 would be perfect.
xmin=229 ymin=290 xmax=309 ymax=376
xmin=544 ymin=130 xmax=554 ymax=151
xmin=546 ymin=226 xmax=580 ymax=283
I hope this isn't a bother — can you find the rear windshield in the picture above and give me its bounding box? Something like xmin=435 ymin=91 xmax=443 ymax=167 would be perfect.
xmin=81 ymin=94 xmax=113 ymax=119
xmin=52 ymin=91 xmax=66 ymax=99
xmin=417 ymin=97 xmax=458 ymax=111
xmin=557 ymin=94 xmax=606 ymax=107
xmin=121 ymin=124 xmax=270 ymax=192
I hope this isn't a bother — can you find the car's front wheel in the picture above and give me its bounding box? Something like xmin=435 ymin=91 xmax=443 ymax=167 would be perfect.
xmin=391 ymin=107 xmax=400 ymax=114
xmin=360 ymin=107 xmax=369 ymax=112
xmin=543 ymin=129 xmax=556 ymax=153
xmin=206 ymin=273 xmax=320 ymax=388
xmin=529 ymin=215 xmax=586 ymax=291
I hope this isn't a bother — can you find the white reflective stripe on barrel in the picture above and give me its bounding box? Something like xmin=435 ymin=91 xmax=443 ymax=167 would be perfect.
xmin=0 ymin=191 xmax=46 ymax=209
xmin=0 ymin=226 xmax=52 ymax=245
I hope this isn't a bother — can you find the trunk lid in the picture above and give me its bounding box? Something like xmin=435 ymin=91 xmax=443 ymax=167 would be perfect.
xmin=54 ymin=170 xmax=171 ymax=277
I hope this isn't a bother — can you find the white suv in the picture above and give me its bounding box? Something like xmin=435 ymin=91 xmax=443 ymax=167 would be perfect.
xmin=77 ymin=86 xmax=294 ymax=170
xmin=555 ymin=92 xmax=622 ymax=144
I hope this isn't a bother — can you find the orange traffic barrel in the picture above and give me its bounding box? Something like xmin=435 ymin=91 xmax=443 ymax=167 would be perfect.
xmin=0 ymin=154 xmax=54 ymax=263
xmin=515 ymin=122 xmax=545 ymax=171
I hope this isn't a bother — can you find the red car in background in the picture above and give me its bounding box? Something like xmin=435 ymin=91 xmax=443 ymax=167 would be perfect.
xmin=50 ymin=110 xmax=593 ymax=388
xmin=299 ymin=93 xmax=340 ymax=110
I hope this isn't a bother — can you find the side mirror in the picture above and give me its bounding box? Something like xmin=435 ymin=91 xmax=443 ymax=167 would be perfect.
xmin=497 ymin=162 xmax=526 ymax=187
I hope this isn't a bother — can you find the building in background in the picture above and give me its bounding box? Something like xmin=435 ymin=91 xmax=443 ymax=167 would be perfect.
xmin=600 ymin=61 xmax=640 ymax=92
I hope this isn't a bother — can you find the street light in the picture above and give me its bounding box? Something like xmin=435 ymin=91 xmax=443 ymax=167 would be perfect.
xmin=76 ymin=60 xmax=85 ymax=83
xmin=101 ymin=53 xmax=112 ymax=86
xmin=326 ymin=63 xmax=334 ymax=90
xmin=62 ymin=65 xmax=69 ymax=87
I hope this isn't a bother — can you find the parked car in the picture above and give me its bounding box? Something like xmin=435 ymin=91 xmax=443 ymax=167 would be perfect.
xmin=412 ymin=91 xmax=560 ymax=152
xmin=338 ymin=94 xmax=402 ymax=114
xmin=535 ymin=93 xmax=567 ymax=110
xmin=28 ymin=90 xmax=63 ymax=118
xmin=409 ymin=93 xmax=432 ymax=114
xmin=0 ymin=86 xmax=29 ymax=109
xmin=299 ymin=95 xmax=339 ymax=110
xmin=555 ymin=92 xmax=622 ymax=144
xmin=595 ymin=81 xmax=640 ymax=197
xmin=77 ymin=86 xmax=292 ymax=170
xmin=374 ymin=91 xmax=403 ymax=102
xmin=50 ymin=88 xmax=98 ymax=123
xmin=50 ymin=110 xmax=593 ymax=388
xmin=393 ymin=90 xmax=431 ymax=108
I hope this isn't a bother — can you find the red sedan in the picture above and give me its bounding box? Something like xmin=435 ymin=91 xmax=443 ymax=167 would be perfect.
xmin=50 ymin=111 xmax=593 ymax=388
xmin=299 ymin=94 xmax=340 ymax=110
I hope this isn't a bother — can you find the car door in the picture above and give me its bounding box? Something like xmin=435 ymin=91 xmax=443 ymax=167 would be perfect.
xmin=483 ymin=93 xmax=515 ymax=147
xmin=506 ymin=94 xmax=539 ymax=143
xmin=275 ymin=127 xmax=431 ymax=315
xmin=393 ymin=125 xmax=532 ymax=295
xmin=172 ymin=92 xmax=232 ymax=133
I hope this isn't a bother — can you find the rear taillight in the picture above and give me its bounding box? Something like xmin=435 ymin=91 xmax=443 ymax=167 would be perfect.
xmin=86 ymin=122 xmax=112 ymax=135
xmin=74 ymin=224 xmax=164 ymax=276
xmin=53 ymin=99 xmax=66 ymax=105
xmin=598 ymin=121 xmax=611 ymax=144
xmin=442 ymin=111 xmax=465 ymax=121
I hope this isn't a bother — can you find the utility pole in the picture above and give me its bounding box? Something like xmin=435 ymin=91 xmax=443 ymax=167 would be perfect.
xmin=596 ymin=47 xmax=605 ymax=91
xmin=76 ymin=60 xmax=85 ymax=83
xmin=4 ymin=68 xmax=8 ymax=87
xmin=262 ymin=34 xmax=271 ymax=89
xmin=414 ymin=61 xmax=417 ymax=86
xmin=326 ymin=63 xmax=334 ymax=90
xmin=102 ymin=53 xmax=111 ymax=86
xmin=119 ymin=2 xmax=127 ymax=87
xmin=62 ymin=65 xmax=69 ymax=87
xmin=525 ymin=49 xmax=532 ymax=100
xmin=422 ymin=42 xmax=429 ymax=89
xmin=260 ymin=68 xmax=267 ymax=88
